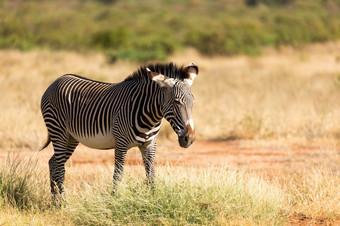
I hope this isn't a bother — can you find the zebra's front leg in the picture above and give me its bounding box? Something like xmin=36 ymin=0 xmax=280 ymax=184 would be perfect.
xmin=139 ymin=140 xmax=156 ymax=185
xmin=49 ymin=137 xmax=77 ymax=204
xmin=113 ymin=143 xmax=128 ymax=192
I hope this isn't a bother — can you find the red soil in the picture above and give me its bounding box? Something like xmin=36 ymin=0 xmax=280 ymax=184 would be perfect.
xmin=9 ymin=139 xmax=333 ymax=179
xmin=1 ymin=140 xmax=338 ymax=176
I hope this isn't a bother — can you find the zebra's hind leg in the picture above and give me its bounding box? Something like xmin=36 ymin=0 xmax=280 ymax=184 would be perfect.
xmin=65 ymin=137 xmax=79 ymax=162
xmin=49 ymin=137 xmax=78 ymax=204
xmin=48 ymin=155 xmax=58 ymax=196
xmin=139 ymin=140 xmax=156 ymax=188
xmin=49 ymin=152 xmax=66 ymax=205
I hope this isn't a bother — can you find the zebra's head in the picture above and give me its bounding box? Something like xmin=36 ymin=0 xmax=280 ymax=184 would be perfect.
xmin=147 ymin=63 xmax=198 ymax=148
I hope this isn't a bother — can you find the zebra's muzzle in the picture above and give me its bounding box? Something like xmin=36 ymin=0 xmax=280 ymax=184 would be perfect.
xmin=178 ymin=124 xmax=195 ymax=148
xmin=178 ymin=135 xmax=195 ymax=148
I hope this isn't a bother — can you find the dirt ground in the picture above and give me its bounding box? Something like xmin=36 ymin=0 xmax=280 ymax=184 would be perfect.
xmin=1 ymin=139 xmax=338 ymax=178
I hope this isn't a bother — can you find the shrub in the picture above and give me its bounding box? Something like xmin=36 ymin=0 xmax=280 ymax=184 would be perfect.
xmin=106 ymin=49 xmax=165 ymax=63
xmin=107 ymin=36 xmax=178 ymax=63
xmin=246 ymin=0 xmax=296 ymax=6
xmin=1 ymin=0 xmax=340 ymax=58
xmin=273 ymin=13 xmax=329 ymax=46
xmin=91 ymin=26 xmax=129 ymax=49
xmin=185 ymin=20 xmax=268 ymax=56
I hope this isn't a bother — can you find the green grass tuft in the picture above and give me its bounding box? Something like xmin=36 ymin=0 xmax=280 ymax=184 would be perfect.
xmin=65 ymin=167 xmax=288 ymax=225
xmin=0 ymin=153 xmax=49 ymax=210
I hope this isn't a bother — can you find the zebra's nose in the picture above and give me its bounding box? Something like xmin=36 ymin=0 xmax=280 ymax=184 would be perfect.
xmin=178 ymin=134 xmax=195 ymax=148
xmin=178 ymin=124 xmax=196 ymax=148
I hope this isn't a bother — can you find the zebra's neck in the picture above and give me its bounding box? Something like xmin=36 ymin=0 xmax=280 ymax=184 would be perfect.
xmin=126 ymin=80 xmax=164 ymax=132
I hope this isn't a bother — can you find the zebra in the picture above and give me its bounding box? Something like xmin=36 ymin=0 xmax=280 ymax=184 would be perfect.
xmin=40 ymin=62 xmax=198 ymax=198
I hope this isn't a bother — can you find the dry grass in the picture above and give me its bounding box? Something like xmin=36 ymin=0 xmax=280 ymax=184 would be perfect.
xmin=185 ymin=43 xmax=340 ymax=143
xmin=0 ymin=155 xmax=288 ymax=225
xmin=0 ymin=155 xmax=339 ymax=225
xmin=284 ymin=167 xmax=340 ymax=219
xmin=0 ymin=50 xmax=134 ymax=149
xmin=1 ymin=43 xmax=340 ymax=149
xmin=0 ymin=43 xmax=340 ymax=224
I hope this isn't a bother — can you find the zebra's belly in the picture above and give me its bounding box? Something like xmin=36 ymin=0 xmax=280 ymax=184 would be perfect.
xmin=72 ymin=132 xmax=116 ymax=149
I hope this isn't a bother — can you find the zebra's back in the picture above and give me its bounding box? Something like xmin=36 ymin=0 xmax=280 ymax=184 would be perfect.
xmin=41 ymin=74 xmax=120 ymax=149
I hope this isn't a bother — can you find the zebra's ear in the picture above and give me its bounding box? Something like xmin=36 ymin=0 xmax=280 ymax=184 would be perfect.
xmin=146 ymin=68 xmax=176 ymax=88
xmin=184 ymin=62 xmax=198 ymax=86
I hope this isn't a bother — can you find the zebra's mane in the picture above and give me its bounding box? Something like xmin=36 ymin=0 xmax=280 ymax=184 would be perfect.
xmin=124 ymin=62 xmax=190 ymax=82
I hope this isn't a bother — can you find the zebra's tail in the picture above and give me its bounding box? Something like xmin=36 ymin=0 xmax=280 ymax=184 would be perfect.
xmin=40 ymin=135 xmax=51 ymax=151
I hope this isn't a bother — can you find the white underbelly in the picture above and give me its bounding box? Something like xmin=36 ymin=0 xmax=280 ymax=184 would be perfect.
xmin=72 ymin=132 xmax=116 ymax=149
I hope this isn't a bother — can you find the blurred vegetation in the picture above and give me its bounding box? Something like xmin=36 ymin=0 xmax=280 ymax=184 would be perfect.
xmin=1 ymin=0 xmax=340 ymax=62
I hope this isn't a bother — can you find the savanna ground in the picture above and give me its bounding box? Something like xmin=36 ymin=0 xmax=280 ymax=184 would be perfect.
xmin=1 ymin=42 xmax=340 ymax=225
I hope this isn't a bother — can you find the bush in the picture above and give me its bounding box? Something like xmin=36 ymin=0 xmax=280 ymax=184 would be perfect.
xmin=273 ymin=13 xmax=330 ymax=46
xmin=185 ymin=30 xmax=225 ymax=55
xmin=1 ymin=0 xmax=340 ymax=59
xmin=185 ymin=20 xmax=269 ymax=56
xmin=91 ymin=26 xmax=129 ymax=49
xmin=106 ymin=49 xmax=165 ymax=63
xmin=246 ymin=0 xmax=296 ymax=6
xmin=107 ymin=36 xmax=178 ymax=63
